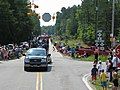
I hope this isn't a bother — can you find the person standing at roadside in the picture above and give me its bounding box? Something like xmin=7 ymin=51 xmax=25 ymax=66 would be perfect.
xmin=107 ymin=47 xmax=113 ymax=60
xmin=2 ymin=47 xmax=8 ymax=61
xmin=91 ymin=65 xmax=98 ymax=84
xmin=70 ymin=47 xmax=75 ymax=58
xmin=94 ymin=47 xmax=99 ymax=63
xmin=112 ymin=69 xmax=120 ymax=90
xmin=109 ymin=49 xmax=113 ymax=60
xmin=98 ymin=61 xmax=103 ymax=76
xmin=0 ymin=47 xmax=3 ymax=59
xmin=107 ymin=60 xmax=113 ymax=82
xmin=14 ymin=46 xmax=20 ymax=59
xmin=100 ymin=69 xmax=108 ymax=90
xmin=112 ymin=54 xmax=118 ymax=70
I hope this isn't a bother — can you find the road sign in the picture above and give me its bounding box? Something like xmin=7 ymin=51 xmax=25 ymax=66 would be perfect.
xmin=95 ymin=40 xmax=99 ymax=43
xmin=97 ymin=33 xmax=102 ymax=37
xmin=100 ymin=47 xmax=104 ymax=50
xmin=100 ymin=40 xmax=105 ymax=43
xmin=95 ymin=30 xmax=104 ymax=49
xmin=95 ymin=43 xmax=99 ymax=46
xmin=97 ymin=37 xmax=102 ymax=40
xmin=42 ymin=13 xmax=51 ymax=22
xmin=115 ymin=44 xmax=120 ymax=58
xmin=100 ymin=43 xmax=104 ymax=46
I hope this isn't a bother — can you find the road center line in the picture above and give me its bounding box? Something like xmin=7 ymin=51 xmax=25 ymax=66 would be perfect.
xmin=40 ymin=73 xmax=43 ymax=90
xmin=36 ymin=72 xmax=43 ymax=90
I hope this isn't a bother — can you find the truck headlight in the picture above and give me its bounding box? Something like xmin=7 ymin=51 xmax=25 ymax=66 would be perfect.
xmin=41 ymin=58 xmax=46 ymax=62
xmin=24 ymin=58 xmax=30 ymax=63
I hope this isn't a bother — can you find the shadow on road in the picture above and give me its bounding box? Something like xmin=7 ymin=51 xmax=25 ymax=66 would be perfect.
xmin=24 ymin=65 xmax=52 ymax=72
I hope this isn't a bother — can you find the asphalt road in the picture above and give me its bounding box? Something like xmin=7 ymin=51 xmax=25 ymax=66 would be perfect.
xmin=0 ymin=42 xmax=93 ymax=90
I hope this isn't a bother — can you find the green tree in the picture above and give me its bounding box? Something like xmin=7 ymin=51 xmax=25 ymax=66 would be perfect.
xmin=77 ymin=22 xmax=83 ymax=40
xmin=66 ymin=19 xmax=72 ymax=37
xmin=0 ymin=0 xmax=41 ymax=44
xmin=53 ymin=0 xmax=120 ymax=47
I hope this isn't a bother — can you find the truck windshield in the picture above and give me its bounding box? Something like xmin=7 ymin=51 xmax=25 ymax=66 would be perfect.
xmin=27 ymin=49 xmax=46 ymax=56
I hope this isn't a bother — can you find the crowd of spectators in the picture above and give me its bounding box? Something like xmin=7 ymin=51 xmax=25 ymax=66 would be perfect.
xmin=53 ymin=42 xmax=90 ymax=58
xmin=91 ymin=49 xmax=120 ymax=90
xmin=0 ymin=34 xmax=50 ymax=61
xmin=0 ymin=43 xmax=29 ymax=61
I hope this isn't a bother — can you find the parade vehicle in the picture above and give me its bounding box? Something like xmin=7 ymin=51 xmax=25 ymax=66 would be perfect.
xmin=37 ymin=35 xmax=50 ymax=53
xmin=37 ymin=35 xmax=52 ymax=64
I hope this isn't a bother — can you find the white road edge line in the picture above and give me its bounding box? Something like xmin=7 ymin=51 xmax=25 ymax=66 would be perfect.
xmin=82 ymin=73 xmax=93 ymax=90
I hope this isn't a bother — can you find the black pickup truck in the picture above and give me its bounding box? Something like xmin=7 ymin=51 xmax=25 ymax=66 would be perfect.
xmin=24 ymin=48 xmax=51 ymax=71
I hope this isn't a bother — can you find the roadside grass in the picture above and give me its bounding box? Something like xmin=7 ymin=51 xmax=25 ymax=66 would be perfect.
xmin=89 ymin=77 xmax=113 ymax=90
xmin=53 ymin=38 xmax=89 ymax=48
xmin=65 ymin=39 xmax=89 ymax=48
xmin=89 ymin=78 xmax=101 ymax=90
xmin=79 ymin=55 xmax=108 ymax=62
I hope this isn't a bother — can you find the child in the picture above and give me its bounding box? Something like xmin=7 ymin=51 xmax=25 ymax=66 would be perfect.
xmin=100 ymin=69 xmax=108 ymax=90
xmin=91 ymin=65 xmax=98 ymax=84
xmin=98 ymin=61 xmax=103 ymax=76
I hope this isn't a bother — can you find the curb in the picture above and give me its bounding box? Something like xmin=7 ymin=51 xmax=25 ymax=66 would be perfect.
xmin=82 ymin=73 xmax=95 ymax=90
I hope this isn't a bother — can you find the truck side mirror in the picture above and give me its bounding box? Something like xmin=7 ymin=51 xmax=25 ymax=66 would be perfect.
xmin=22 ymin=53 xmax=26 ymax=56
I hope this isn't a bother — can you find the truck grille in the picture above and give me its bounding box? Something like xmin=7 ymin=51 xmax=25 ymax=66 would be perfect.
xmin=30 ymin=59 xmax=41 ymax=64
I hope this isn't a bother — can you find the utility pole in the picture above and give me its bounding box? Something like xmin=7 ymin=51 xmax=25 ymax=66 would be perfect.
xmin=111 ymin=0 xmax=115 ymax=48
xmin=95 ymin=0 xmax=99 ymax=40
xmin=95 ymin=0 xmax=99 ymax=47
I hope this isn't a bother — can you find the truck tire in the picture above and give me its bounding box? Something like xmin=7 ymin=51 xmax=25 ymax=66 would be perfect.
xmin=44 ymin=66 xmax=48 ymax=71
xmin=24 ymin=66 xmax=29 ymax=71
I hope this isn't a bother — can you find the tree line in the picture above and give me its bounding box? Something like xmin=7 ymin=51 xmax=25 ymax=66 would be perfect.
xmin=53 ymin=0 xmax=120 ymax=47
xmin=0 ymin=0 xmax=41 ymax=45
